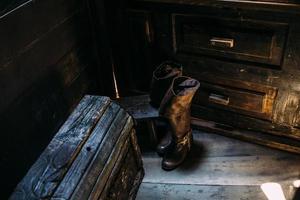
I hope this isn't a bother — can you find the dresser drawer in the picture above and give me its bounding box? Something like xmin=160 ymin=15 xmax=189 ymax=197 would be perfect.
xmin=173 ymin=14 xmax=288 ymax=66
xmin=194 ymin=77 xmax=278 ymax=120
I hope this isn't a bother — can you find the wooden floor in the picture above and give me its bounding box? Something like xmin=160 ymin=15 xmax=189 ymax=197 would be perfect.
xmin=136 ymin=130 xmax=300 ymax=200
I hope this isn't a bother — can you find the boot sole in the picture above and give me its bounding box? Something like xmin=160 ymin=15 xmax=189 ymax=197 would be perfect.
xmin=162 ymin=165 xmax=178 ymax=171
xmin=161 ymin=138 xmax=193 ymax=171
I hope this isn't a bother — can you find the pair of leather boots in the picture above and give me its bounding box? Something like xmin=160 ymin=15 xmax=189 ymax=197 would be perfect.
xmin=149 ymin=61 xmax=200 ymax=170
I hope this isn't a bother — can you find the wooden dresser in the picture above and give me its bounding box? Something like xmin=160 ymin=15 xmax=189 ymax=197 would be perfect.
xmin=121 ymin=0 xmax=300 ymax=151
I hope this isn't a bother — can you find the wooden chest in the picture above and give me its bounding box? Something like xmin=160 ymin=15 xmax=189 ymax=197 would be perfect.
xmin=10 ymin=95 xmax=144 ymax=200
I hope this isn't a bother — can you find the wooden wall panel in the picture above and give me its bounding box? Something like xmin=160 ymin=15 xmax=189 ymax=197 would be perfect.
xmin=0 ymin=11 xmax=91 ymax=114
xmin=0 ymin=0 xmax=101 ymax=198
xmin=0 ymin=0 xmax=82 ymax=66
xmin=0 ymin=0 xmax=27 ymax=16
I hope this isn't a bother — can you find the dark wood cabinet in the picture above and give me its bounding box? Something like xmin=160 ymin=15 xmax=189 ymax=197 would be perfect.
xmin=125 ymin=0 xmax=300 ymax=146
xmin=193 ymin=77 xmax=278 ymax=120
xmin=173 ymin=14 xmax=288 ymax=66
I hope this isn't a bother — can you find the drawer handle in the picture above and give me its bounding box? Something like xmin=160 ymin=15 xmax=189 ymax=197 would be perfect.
xmin=209 ymin=93 xmax=230 ymax=105
xmin=210 ymin=37 xmax=234 ymax=48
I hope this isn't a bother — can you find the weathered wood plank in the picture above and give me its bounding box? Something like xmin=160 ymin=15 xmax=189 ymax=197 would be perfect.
xmin=1 ymin=1 xmax=97 ymax=198
xmin=142 ymin=154 xmax=300 ymax=186
xmin=130 ymin=129 xmax=144 ymax=167
xmin=133 ymin=0 xmax=300 ymax=14
xmin=117 ymin=95 xmax=300 ymax=154
xmin=191 ymin=118 xmax=300 ymax=154
xmin=10 ymin=96 xmax=111 ymax=199
xmin=51 ymin=102 xmax=121 ymax=198
xmin=191 ymin=104 xmax=300 ymax=141
xmin=0 ymin=60 xmax=96 ymax=198
xmin=0 ymin=0 xmax=83 ymax=66
xmin=0 ymin=9 xmax=90 ymax=115
xmin=137 ymin=129 xmax=299 ymax=200
xmin=117 ymin=95 xmax=159 ymax=120
xmin=136 ymin=183 xmax=267 ymax=200
xmin=103 ymin=143 xmax=143 ymax=200
xmin=98 ymin=137 xmax=131 ymax=200
xmin=86 ymin=115 xmax=133 ymax=200
xmin=136 ymin=182 xmax=297 ymax=200
xmin=52 ymin=105 xmax=132 ymax=199
xmin=143 ymin=130 xmax=297 ymax=157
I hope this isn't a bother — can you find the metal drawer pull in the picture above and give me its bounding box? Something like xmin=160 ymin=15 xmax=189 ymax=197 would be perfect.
xmin=209 ymin=93 xmax=230 ymax=105
xmin=210 ymin=37 xmax=234 ymax=48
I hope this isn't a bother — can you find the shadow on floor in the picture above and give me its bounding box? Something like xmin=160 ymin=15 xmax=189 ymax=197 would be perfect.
xmin=177 ymin=139 xmax=207 ymax=172
xmin=293 ymin=187 xmax=300 ymax=200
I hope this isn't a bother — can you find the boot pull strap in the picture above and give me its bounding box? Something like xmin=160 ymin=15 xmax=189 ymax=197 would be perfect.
xmin=177 ymin=130 xmax=192 ymax=148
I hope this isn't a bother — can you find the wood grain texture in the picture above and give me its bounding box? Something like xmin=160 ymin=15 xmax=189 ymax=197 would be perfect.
xmin=10 ymin=96 xmax=111 ymax=199
xmin=130 ymin=129 xmax=144 ymax=167
xmin=0 ymin=54 xmax=97 ymax=199
xmin=137 ymin=130 xmax=299 ymax=200
xmin=142 ymin=129 xmax=297 ymax=157
xmin=192 ymin=104 xmax=300 ymax=141
xmin=99 ymin=138 xmax=132 ymax=200
xmin=0 ymin=10 xmax=88 ymax=114
xmin=52 ymin=101 xmax=123 ymax=199
xmin=173 ymin=14 xmax=287 ymax=66
xmin=137 ymin=183 xmax=268 ymax=200
xmin=0 ymin=3 xmax=97 ymax=196
xmin=195 ymin=81 xmax=276 ymax=120
xmin=10 ymin=96 xmax=144 ymax=200
xmin=133 ymin=0 xmax=300 ymax=13
xmin=117 ymin=95 xmax=159 ymax=120
xmin=0 ymin=0 xmax=83 ymax=66
xmin=1 ymin=0 xmax=98 ymax=198
xmin=191 ymin=117 xmax=300 ymax=154
xmin=103 ymin=141 xmax=143 ymax=200
xmin=142 ymin=155 xmax=300 ymax=186
xmin=70 ymin=112 xmax=133 ymax=199
xmin=117 ymin=95 xmax=300 ymax=152
xmin=137 ymin=183 xmax=298 ymax=200
xmin=124 ymin=0 xmax=300 ymax=147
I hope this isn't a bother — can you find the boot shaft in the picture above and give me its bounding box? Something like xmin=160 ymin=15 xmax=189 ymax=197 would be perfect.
xmin=159 ymin=76 xmax=200 ymax=117
xmin=149 ymin=61 xmax=183 ymax=108
xmin=159 ymin=76 xmax=200 ymax=138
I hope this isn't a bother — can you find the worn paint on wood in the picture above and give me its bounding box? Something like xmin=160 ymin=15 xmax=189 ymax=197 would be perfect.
xmin=10 ymin=96 xmax=144 ymax=200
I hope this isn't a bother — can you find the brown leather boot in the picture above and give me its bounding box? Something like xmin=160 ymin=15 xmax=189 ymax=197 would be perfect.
xmin=149 ymin=61 xmax=182 ymax=108
xmin=159 ymin=76 xmax=200 ymax=170
xmin=156 ymin=132 xmax=172 ymax=156
xmin=149 ymin=61 xmax=182 ymax=156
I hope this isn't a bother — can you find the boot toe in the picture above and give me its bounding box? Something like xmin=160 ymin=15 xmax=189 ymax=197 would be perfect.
xmin=161 ymin=159 xmax=178 ymax=171
xmin=161 ymin=152 xmax=186 ymax=171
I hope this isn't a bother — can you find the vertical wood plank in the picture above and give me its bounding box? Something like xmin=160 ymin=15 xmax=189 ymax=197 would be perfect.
xmin=74 ymin=115 xmax=133 ymax=199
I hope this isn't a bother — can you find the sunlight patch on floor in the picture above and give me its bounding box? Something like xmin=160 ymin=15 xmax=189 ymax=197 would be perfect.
xmin=261 ymin=183 xmax=286 ymax=200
